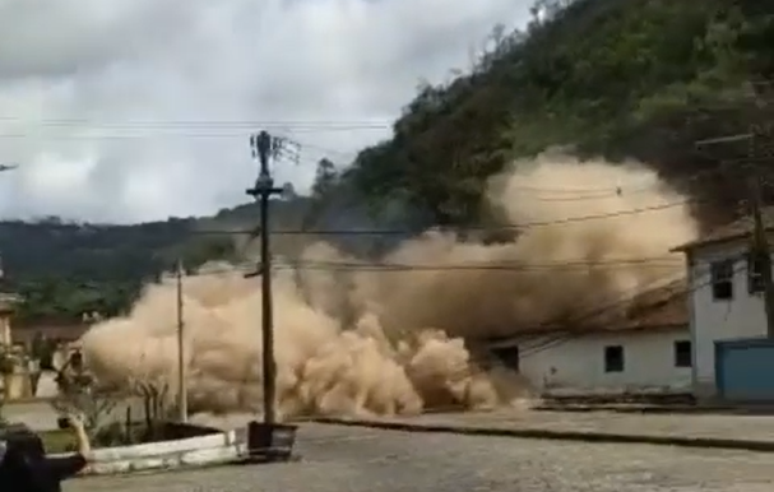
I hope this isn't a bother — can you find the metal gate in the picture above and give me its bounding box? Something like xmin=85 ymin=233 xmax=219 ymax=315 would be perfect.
xmin=715 ymin=337 xmax=774 ymax=402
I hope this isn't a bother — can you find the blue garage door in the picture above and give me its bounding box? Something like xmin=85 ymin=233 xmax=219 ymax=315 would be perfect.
xmin=716 ymin=338 xmax=774 ymax=401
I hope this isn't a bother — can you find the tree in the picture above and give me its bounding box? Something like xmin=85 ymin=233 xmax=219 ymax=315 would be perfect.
xmin=134 ymin=380 xmax=172 ymax=440
xmin=311 ymin=158 xmax=339 ymax=198
xmin=52 ymin=354 xmax=121 ymax=439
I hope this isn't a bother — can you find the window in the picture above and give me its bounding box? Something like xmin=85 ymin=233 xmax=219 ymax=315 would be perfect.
xmin=604 ymin=345 xmax=624 ymax=373
xmin=491 ymin=346 xmax=519 ymax=372
xmin=710 ymin=259 xmax=734 ymax=300
xmin=748 ymin=253 xmax=767 ymax=294
xmin=674 ymin=340 xmax=692 ymax=368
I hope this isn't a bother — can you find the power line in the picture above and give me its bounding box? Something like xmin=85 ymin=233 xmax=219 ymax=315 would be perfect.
xmin=510 ymin=183 xmax=652 ymax=194
xmin=0 ymin=115 xmax=395 ymax=125
xmin=0 ymin=129 xmax=358 ymax=163
xmin=187 ymin=254 xmax=724 ymax=347
xmin=166 ymin=253 xmax=687 ymax=279
xmin=160 ymin=255 xmax=749 ymax=413
xmin=0 ymin=129 xmax=384 ymax=139
xmin=527 ymin=188 xmax=648 ymax=201
xmin=0 ymin=124 xmax=391 ymax=135
xmin=164 ymin=260 xmax=681 ymax=280
xmin=523 ymin=162 xmax=774 ymax=200
xmin=289 ymin=258 xmax=683 ymax=272
xmin=514 ymin=259 xmax=746 ymax=359
xmin=163 ymin=262 xmax=704 ymax=401
xmin=0 ymin=123 xmax=755 ymax=200
xmin=193 ymin=198 xmax=704 ymax=237
xmin=523 ymin=166 xmax=742 ymax=201
xmin=695 ymin=109 xmax=774 ymax=336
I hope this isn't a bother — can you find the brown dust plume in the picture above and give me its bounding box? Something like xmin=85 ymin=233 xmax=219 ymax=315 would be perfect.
xmin=78 ymin=153 xmax=699 ymax=418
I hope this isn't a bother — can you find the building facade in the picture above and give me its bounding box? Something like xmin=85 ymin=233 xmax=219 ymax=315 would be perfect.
xmin=486 ymin=282 xmax=691 ymax=396
xmin=490 ymin=327 xmax=692 ymax=395
xmin=674 ymin=215 xmax=774 ymax=400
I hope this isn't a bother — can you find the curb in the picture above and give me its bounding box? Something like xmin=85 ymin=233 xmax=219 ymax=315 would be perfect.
xmin=312 ymin=417 xmax=774 ymax=452
xmin=51 ymin=430 xmax=247 ymax=476
xmin=533 ymin=405 xmax=734 ymax=414
xmin=534 ymin=405 xmax=774 ymax=415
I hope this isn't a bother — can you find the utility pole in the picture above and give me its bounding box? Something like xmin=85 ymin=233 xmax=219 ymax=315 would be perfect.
xmin=246 ymin=131 xmax=287 ymax=426
xmin=175 ymin=259 xmax=188 ymax=422
xmin=697 ymin=128 xmax=774 ymax=337
xmin=748 ymin=131 xmax=774 ymax=337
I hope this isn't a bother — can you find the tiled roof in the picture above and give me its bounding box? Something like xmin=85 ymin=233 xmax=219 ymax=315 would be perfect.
xmin=612 ymin=279 xmax=687 ymax=331
xmin=672 ymin=207 xmax=774 ymax=252
xmin=551 ymin=279 xmax=688 ymax=333
xmin=486 ymin=279 xmax=688 ymax=344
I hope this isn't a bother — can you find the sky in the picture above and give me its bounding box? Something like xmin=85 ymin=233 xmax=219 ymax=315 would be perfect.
xmin=0 ymin=0 xmax=532 ymax=224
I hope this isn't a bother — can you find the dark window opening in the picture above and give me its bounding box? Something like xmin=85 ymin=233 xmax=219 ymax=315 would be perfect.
xmin=674 ymin=340 xmax=692 ymax=368
xmin=604 ymin=345 xmax=624 ymax=373
xmin=491 ymin=346 xmax=519 ymax=372
xmin=748 ymin=253 xmax=767 ymax=294
xmin=710 ymin=259 xmax=734 ymax=300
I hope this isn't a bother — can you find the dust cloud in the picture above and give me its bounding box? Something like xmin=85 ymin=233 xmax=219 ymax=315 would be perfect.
xmin=78 ymin=152 xmax=699 ymax=419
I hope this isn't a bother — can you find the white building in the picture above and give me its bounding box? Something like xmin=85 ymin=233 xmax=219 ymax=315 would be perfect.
xmin=485 ymin=282 xmax=692 ymax=397
xmin=672 ymin=215 xmax=772 ymax=399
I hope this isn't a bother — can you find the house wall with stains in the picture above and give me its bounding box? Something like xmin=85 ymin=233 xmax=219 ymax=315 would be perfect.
xmin=687 ymin=239 xmax=770 ymax=397
xmin=488 ymin=326 xmax=692 ymax=395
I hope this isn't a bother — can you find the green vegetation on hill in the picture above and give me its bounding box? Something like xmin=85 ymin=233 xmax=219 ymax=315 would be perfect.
xmin=344 ymin=0 xmax=774 ymax=225
xmin=4 ymin=0 xmax=774 ymax=323
xmin=1 ymin=217 xmax=224 ymax=320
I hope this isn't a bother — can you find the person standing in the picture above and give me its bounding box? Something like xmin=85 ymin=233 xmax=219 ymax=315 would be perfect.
xmin=0 ymin=413 xmax=92 ymax=491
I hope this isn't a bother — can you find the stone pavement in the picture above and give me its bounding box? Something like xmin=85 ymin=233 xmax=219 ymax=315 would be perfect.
xmin=315 ymin=409 xmax=774 ymax=451
xmin=67 ymin=423 xmax=774 ymax=492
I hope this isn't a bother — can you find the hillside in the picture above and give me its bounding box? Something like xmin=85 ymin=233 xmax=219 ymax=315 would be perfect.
xmin=1 ymin=185 xmax=414 ymax=322
xmin=0 ymin=197 xmax=317 ymax=321
xmin=4 ymin=0 xmax=774 ymax=324
xmin=344 ymin=0 xmax=774 ymax=226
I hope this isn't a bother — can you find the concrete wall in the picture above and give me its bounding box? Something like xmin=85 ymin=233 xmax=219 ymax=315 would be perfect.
xmin=491 ymin=327 xmax=692 ymax=395
xmin=688 ymin=241 xmax=769 ymax=397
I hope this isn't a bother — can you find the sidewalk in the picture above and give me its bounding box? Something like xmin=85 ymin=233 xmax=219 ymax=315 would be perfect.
xmin=313 ymin=409 xmax=774 ymax=452
xmin=532 ymin=402 xmax=773 ymax=414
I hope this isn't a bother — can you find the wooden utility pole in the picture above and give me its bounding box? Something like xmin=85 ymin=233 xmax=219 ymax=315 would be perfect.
xmin=175 ymin=259 xmax=188 ymax=422
xmin=748 ymin=134 xmax=774 ymax=337
xmin=246 ymin=131 xmax=286 ymax=426
xmin=696 ymin=124 xmax=774 ymax=337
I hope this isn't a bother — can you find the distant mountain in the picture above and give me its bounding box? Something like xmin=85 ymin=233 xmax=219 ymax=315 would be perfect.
xmin=0 ymin=198 xmax=311 ymax=322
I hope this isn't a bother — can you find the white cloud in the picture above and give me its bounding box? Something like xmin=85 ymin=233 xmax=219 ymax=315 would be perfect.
xmin=0 ymin=0 xmax=532 ymax=223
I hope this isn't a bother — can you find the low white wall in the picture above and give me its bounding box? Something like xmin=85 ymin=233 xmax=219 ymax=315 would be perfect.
xmin=491 ymin=327 xmax=693 ymax=395
xmin=52 ymin=429 xmax=247 ymax=475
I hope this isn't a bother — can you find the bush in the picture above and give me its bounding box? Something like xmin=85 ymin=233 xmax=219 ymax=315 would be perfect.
xmin=93 ymin=421 xmax=127 ymax=448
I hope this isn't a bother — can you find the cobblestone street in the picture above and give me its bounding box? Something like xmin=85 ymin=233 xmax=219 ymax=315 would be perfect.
xmin=361 ymin=408 xmax=774 ymax=443
xmin=67 ymin=423 xmax=774 ymax=492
